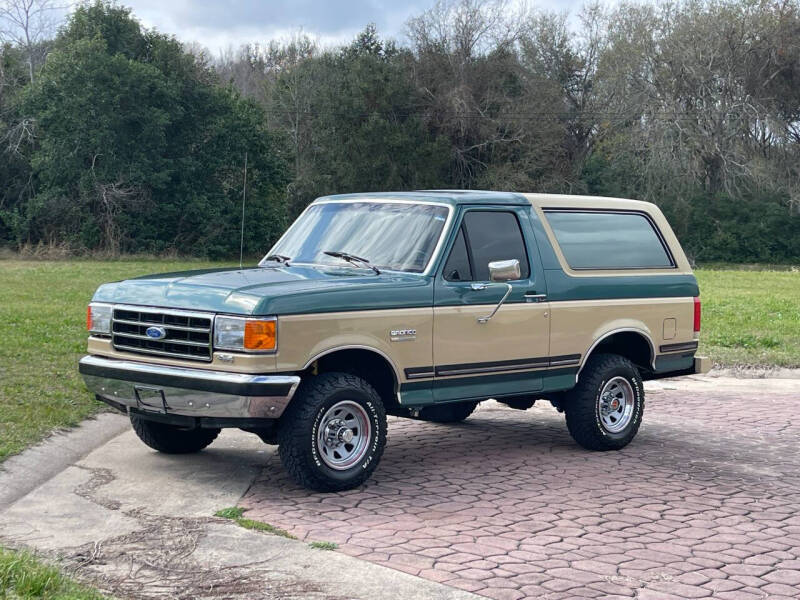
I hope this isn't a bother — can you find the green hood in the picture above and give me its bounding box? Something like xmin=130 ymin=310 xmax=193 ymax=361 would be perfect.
xmin=92 ymin=265 xmax=433 ymax=316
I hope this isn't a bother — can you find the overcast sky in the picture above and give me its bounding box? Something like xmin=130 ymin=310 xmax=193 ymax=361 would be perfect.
xmin=102 ymin=0 xmax=585 ymax=55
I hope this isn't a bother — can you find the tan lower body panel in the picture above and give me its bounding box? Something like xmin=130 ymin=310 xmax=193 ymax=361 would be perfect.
xmin=432 ymin=302 xmax=550 ymax=370
xmin=550 ymin=297 xmax=696 ymax=369
xmin=276 ymin=307 xmax=434 ymax=383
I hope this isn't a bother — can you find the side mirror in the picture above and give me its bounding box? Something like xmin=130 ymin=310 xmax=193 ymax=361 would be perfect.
xmin=488 ymin=259 xmax=521 ymax=282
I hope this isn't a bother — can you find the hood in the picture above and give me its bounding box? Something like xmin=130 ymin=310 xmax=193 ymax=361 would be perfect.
xmin=92 ymin=265 xmax=433 ymax=316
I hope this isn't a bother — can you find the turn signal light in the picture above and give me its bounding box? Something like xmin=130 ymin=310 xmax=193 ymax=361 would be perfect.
xmin=244 ymin=319 xmax=277 ymax=351
xmin=87 ymin=303 xmax=112 ymax=334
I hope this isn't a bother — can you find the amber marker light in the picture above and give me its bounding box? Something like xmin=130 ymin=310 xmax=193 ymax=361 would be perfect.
xmin=244 ymin=319 xmax=277 ymax=351
xmin=87 ymin=305 xmax=92 ymax=331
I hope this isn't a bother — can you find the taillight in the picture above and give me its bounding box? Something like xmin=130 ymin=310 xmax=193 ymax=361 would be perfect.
xmin=693 ymin=297 xmax=701 ymax=333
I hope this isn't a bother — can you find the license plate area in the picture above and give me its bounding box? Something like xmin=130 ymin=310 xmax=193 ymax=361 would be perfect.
xmin=134 ymin=385 xmax=169 ymax=414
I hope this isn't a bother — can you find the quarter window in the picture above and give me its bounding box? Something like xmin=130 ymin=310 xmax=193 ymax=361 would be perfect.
xmin=443 ymin=211 xmax=530 ymax=282
xmin=544 ymin=210 xmax=674 ymax=270
xmin=443 ymin=227 xmax=472 ymax=281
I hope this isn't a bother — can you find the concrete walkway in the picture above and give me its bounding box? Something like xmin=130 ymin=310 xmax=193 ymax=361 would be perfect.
xmin=0 ymin=419 xmax=478 ymax=600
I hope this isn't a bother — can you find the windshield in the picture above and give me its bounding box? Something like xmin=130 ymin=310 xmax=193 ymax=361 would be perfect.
xmin=263 ymin=202 xmax=450 ymax=273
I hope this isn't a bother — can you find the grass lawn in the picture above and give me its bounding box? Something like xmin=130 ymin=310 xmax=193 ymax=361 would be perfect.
xmin=696 ymin=267 xmax=800 ymax=367
xmin=0 ymin=260 xmax=797 ymax=464
xmin=0 ymin=547 xmax=106 ymax=600
xmin=0 ymin=259 xmax=232 ymax=463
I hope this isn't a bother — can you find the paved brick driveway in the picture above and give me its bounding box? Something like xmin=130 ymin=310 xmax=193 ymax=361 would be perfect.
xmin=241 ymin=378 xmax=800 ymax=599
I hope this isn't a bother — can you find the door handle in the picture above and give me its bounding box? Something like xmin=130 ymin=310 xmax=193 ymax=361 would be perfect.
xmin=470 ymin=283 xmax=489 ymax=291
xmin=524 ymin=292 xmax=547 ymax=302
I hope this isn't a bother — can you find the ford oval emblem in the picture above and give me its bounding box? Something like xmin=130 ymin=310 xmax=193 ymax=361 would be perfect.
xmin=145 ymin=326 xmax=167 ymax=340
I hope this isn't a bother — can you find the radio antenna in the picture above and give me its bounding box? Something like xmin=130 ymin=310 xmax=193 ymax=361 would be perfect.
xmin=239 ymin=151 xmax=248 ymax=269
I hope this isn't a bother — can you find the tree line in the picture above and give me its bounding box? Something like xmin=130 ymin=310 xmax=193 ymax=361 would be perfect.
xmin=1 ymin=0 xmax=799 ymax=262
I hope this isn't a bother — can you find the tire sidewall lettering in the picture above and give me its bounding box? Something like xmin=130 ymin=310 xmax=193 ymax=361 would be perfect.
xmin=312 ymin=392 xmax=382 ymax=474
xmin=593 ymin=369 xmax=643 ymax=439
xmin=311 ymin=407 xmax=324 ymax=468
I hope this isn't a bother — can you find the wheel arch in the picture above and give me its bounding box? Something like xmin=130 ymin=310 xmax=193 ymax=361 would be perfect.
xmin=302 ymin=345 xmax=402 ymax=411
xmin=577 ymin=328 xmax=656 ymax=381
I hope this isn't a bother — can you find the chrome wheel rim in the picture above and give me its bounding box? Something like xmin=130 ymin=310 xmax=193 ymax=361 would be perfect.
xmin=317 ymin=400 xmax=371 ymax=470
xmin=598 ymin=376 xmax=635 ymax=433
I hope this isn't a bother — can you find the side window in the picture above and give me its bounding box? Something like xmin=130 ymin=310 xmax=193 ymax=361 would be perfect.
xmin=463 ymin=211 xmax=530 ymax=281
xmin=443 ymin=226 xmax=472 ymax=281
xmin=544 ymin=210 xmax=674 ymax=270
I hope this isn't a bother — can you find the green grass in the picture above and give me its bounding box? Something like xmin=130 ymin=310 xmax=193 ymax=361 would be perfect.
xmin=0 ymin=259 xmax=233 ymax=463
xmin=234 ymin=518 xmax=296 ymax=538
xmin=308 ymin=541 xmax=338 ymax=551
xmin=214 ymin=507 xmax=338 ymax=545
xmin=214 ymin=507 xmax=297 ymax=539
xmin=0 ymin=547 xmax=106 ymax=600
xmin=695 ymin=268 xmax=800 ymax=367
xmin=0 ymin=260 xmax=797 ymax=464
xmin=213 ymin=507 xmax=246 ymax=519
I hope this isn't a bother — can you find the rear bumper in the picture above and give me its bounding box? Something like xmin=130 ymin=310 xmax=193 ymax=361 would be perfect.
xmin=693 ymin=355 xmax=712 ymax=374
xmin=79 ymin=355 xmax=301 ymax=419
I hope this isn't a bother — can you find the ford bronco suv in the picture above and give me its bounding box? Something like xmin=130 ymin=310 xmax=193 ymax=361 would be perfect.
xmin=79 ymin=191 xmax=709 ymax=492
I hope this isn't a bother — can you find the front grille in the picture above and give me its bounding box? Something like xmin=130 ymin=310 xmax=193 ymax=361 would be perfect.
xmin=112 ymin=307 xmax=213 ymax=362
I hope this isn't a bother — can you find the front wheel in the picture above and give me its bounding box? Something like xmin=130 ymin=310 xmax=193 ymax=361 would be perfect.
xmin=564 ymin=353 xmax=644 ymax=451
xmin=277 ymin=372 xmax=387 ymax=492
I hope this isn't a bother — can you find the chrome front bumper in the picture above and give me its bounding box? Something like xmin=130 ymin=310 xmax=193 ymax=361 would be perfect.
xmin=79 ymin=355 xmax=301 ymax=419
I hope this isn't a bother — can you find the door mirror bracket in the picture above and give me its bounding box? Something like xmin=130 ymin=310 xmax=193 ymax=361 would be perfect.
xmin=474 ymin=259 xmax=521 ymax=323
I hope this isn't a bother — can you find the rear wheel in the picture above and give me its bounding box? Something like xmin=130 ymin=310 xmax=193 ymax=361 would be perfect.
xmin=418 ymin=401 xmax=478 ymax=423
xmin=277 ymin=372 xmax=387 ymax=492
xmin=564 ymin=353 xmax=644 ymax=451
xmin=130 ymin=414 xmax=220 ymax=454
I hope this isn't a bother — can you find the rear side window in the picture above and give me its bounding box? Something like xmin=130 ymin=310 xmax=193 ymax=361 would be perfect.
xmin=544 ymin=210 xmax=674 ymax=270
xmin=443 ymin=211 xmax=530 ymax=282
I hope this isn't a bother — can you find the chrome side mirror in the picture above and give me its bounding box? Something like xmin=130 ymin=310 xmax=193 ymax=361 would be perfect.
xmin=488 ymin=259 xmax=521 ymax=282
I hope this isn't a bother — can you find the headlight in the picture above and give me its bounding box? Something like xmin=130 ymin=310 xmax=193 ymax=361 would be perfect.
xmin=87 ymin=303 xmax=113 ymax=334
xmin=214 ymin=316 xmax=277 ymax=352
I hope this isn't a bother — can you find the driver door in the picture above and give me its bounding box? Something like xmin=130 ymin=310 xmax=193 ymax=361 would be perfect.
xmin=432 ymin=206 xmax=550 ymax=402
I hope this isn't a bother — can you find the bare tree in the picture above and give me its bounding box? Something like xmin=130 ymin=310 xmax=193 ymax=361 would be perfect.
xmin=263 ymin=35 xmax=318 ymax=178
xmin=0 ymin=0 xmax=63 ymax=82
xmin=406 ymin=0 xmax=532 ymax=187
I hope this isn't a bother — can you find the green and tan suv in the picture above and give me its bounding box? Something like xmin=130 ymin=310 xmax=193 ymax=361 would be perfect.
xmin=79 ymin=191 xmax=709 ymax=491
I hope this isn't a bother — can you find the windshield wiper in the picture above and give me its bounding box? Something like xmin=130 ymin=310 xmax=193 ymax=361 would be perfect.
xmin=263 ymin=254 xmax=291 ymax=266
xmin=323 ymin=251 xmax=381 ymax=274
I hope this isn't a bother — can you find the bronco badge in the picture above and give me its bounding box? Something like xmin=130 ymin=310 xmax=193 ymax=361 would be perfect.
xmin=390 ymin=328 xmax=416 ymax=342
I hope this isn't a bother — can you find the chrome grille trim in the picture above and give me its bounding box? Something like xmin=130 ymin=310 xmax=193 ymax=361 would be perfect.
xmin=111 ymin=306 xmax=214 ymax=362
xmin=112 ymin=318 xmax=210 ymax=333
xmin=112 ymin=332 xmax=211 ymax=347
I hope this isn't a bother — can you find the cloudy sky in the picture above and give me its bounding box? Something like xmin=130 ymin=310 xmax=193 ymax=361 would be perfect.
xmin=104 ymin=0 xmax=584 ymax=55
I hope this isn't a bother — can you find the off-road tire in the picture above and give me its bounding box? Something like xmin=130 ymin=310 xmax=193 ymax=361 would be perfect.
xmin=564 ymin=353 xmax=644 ymax=451
xmin=419 ymin=401 xmax=478 ymax=423
xmin=130 ymin=414 xmax=220 ymax=454
xmin=277 ymin=372 xmax=387 ymax=492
